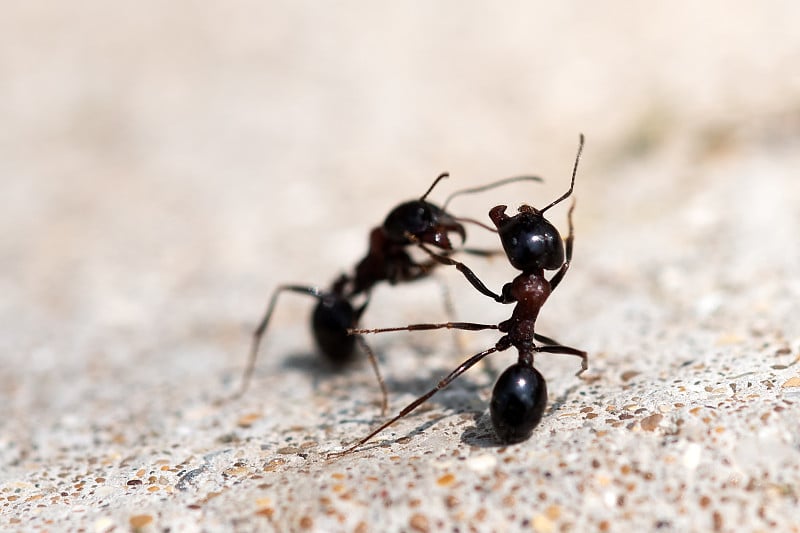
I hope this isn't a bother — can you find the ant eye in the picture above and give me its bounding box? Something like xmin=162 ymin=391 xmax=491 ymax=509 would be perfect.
xmin=497 ymin=213 xmax=564 ymax=271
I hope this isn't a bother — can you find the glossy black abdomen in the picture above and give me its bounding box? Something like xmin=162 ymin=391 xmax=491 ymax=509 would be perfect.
xmin=311 ymin=296 xmax=359 ymax=364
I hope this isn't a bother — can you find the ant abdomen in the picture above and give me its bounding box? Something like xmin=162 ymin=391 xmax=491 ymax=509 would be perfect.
xmin=311 ymin=297 xmax=363 ymax=364
xmin=489 ymin=363 xmax=548 ymax=444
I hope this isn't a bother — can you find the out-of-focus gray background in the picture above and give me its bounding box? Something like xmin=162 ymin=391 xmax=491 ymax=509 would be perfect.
xmin=3 ymin=2 xmax=800 ymax=531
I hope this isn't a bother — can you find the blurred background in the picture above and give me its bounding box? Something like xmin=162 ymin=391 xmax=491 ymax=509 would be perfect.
xmin=2 ymin=1 xmax=800 ymax=528
xmin=4 ymin=1 xmax=798 ymax=347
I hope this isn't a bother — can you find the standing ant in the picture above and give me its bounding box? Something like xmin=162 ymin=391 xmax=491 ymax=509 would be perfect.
xmin=336 ymin=134 xmax=588 ymax=453
xmin=234 ymin=173 xmax=543 ymax=413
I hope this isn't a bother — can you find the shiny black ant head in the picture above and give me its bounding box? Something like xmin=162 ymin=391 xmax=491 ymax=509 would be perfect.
xmin=382 ymin=172 xmax=466 ymax=250
xmin=382 ymin=200 xmax=465 ymax=250
xmin=488 ymin=133 xmax=584 ymax=272
xmin=489 ymin=205 xmax=564 ymax=271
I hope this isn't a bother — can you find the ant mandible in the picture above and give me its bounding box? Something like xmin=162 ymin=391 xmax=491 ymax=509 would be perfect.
xmin=338 ymin=134 xmax=588 ymax=452
xmin=234 ymin=172 xmax=543 ymax=413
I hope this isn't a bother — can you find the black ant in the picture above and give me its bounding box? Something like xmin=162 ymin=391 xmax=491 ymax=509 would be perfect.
xmin=336 ymin=134 xmax=588 ymax=453
xmin=234 ymin=173 xmax=543 ymax=413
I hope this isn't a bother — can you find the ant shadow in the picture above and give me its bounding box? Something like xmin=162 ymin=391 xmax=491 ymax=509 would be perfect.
xmin=268 ymin=347 xmax=586 ymax=450
xmin=275 ymin=348 xmax=490 ymax=441
xmin=279 ymin=350 xmax=369 ymax=399
xmin=281 ymin=350 xmax=344 ymax=375
xmin=319 ymin=349 xmax=505 ymax=448
xmin=279 ymin=345 xmax=492 ymax=415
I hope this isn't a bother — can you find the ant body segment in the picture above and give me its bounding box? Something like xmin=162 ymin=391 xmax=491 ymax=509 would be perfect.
xmin=236 ymin=173 xmax=542 ymax=413
xmin=338 ymin=134 xmax=588 ymax=453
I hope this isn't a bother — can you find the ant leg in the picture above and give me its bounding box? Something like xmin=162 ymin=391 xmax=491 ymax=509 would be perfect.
xmin=233 ymin=285 xmax=324 ymax=400
xmin=438 ymin=279 xmax=457 ymax=320
xmin=410 ymin=247 xmax=505 ymax=278
xmin=403 ymin=233 xmax=505 ymax=303
xmin=534 ymin=343 xmax=589 ymax=378
xmin=459 ymin=247 xmax=506 ymax=258
xmin=350 ymin=321 xmax=498 ymax=336
xmin=534 ymin=332 xmax=564 ymax=346
xmin=329 ymin=344 xmax=506 ymax=457
xmin=434 ymin=280 xmax=470 ymax=356
xmin=354 ymin=335 xmax=389 ymax=416
xmin=548 ymin=199 xmax=575 ymax=292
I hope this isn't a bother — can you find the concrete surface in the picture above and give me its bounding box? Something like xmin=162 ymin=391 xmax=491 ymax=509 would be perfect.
xmin=2 ymin=2 xmax=800 ymax=532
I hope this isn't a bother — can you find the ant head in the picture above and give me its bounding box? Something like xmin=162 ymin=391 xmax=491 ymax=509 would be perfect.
xmin=382 ymin=200 xmax=465 ymax=249
xmin=488 ymin=134 xmax=584 ymax=272
xmin=489 ymin=205 xmax=564 ymax=271
xmin=382 ymin=172 xmax=465 ymax=249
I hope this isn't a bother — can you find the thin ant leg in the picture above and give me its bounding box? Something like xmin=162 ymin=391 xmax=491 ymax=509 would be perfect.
xmin=534 ymin=332 xmax=564 ymax=346
xmin=534 ymin=343 xmax=589 ymax=378
xmin=403 ymin=233 xmax=504 ymax=303
xmin=391 ymin=258 xmax=439 ymax=284
xmin=396 ymin=248 xmax=499 ymax=285
xmin=329 ymin=342 xmax=509 ymax=457
xmin=432 ymin=277 xmax=507 ymax=353
xmin=354 ymin=335 xmax=389 ymax=415
xmin=548 ymin=199 xmax=575 ymax=292
xmin=459 ymin=247 xmax=506 ymax=258
xmin=350 ymin=321 xmax=498 ymax=335
xmin=436 ymin=279 xmax=469 ymax=355
xmin=438 ymin=279 xmax=457 ymax=322
xmin=234 ymin=285 xmax=325 ymax=400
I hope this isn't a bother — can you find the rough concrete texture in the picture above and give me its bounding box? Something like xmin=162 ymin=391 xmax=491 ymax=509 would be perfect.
xmin=2 ymin=2 xmax=800 ymax=532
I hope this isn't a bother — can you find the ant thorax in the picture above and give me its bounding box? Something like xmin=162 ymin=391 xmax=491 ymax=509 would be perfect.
xmin=499 ymin=272 xmax=552 ymax=353
xmin=506 ymin=271 xmax=551 ymax=309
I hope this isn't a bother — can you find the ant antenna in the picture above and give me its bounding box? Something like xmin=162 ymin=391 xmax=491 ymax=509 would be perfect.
xmin=452 ymin=216 xmax=497 ymax=233
xmin=541 ymin=133 xmax=585 ymax=214
xmin=420 ymin=172 xmax=450 ymax=202
xmin=442 ymin=175 xmax=543 ymax=210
